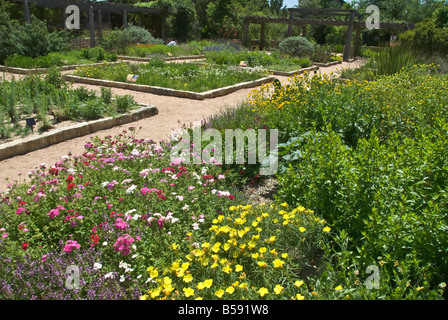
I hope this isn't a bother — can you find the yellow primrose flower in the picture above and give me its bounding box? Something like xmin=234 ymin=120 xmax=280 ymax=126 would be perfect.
xmin=147 ymin=266 xmax=158 ymax=278
xmin=296 ymin=293 xmax=305 ymax=300
xmin=259 ymin=247 xmax=267 ymax=253
xmin=274 ymin=284 xmax=284 ymax=295
xmin=183 ymin=287 xmax=195 ymax=298
xmin=299 ymin=227 xmax=306 ymax=233
xmin=215 ymin=289 xmax=225 ymax=298
xmin=281 ymin=253 xmax=288 ymax=259
xmin=171 ymin=243 xmax=179 ymax=250
xmin=204 ymin=279 xmax=213 ymax=288
xmin=335 ymin=285 xmax=343 ymax=290
xmin=235 ymin=264 xmax=243 ymax=272
xmin=323 ymin=226 xmax=331 ymax=233
xmin=183 ymin=274 xmax=193 ymax=283
xmin=226 ymin=286 xmax=235 ymax=294
xmin=294 ymin=280 xmax=304 ymax=288
xmin=273 ymin=259 xmax=285 ymax=268
xmin=280 ymin=202 xmax=288 ymax=207
xmin=222 ymin=264 xmax=232 ymax=274
xmin=257 ymin=261 xmax=267 ymax=267
xmin=252 ymin=252 xmax=259 ymax=259
xmin=258 ymin=287 xmax=269 ymax=297
xmin=196 ymin=282 xmax=205 ymax=290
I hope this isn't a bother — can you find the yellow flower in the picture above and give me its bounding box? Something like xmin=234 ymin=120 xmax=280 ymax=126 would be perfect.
xmin=183 ymin=274 xmax=193 ymax=283
xmin=259 ymin=247 xmax=267 ymax=254
xmin=140 ymin=294 xmax=148 ymax=300
xmin=181 ymin=262 xmax=190 ymax=271
xmin=258 ymin=287 xmax=269 ymax=297
xmin=323 ymin=226 xmax=331 ymax=233
xmin=147 ymin=266 xmax=158 ymax=278
xmin=204 ymin=279 xmax=213 ymax=288
xmin=183 ymin=287 xmax=195 ymax=298
xmin=280 ymin=202 xmax=288 ymax=207
xmin=222 ymin=264 xmax=232 ymax=274
xmin=251 ymin=252 xmax=259 ymax=259
xmin=335 ymin=285 xmax=343 ymax=290
xmin=273 ymin=259 xmax=285 ymax=268
xmin=294 ymin=280 xmax=304 ymax=288
xmin=296 ymin=293 xmax=305 ymax=300
xmin=257 ymin=261 xmax=267 ymax=267
xmin=281 ymin=252 xmax=288 ymax=259
xmin=274 ymin=284 xmax=284 ymax=295
xmin=211 ymin=242 xmax=221 ymax=253
xmin=196 ymin=282 xmax=205 ymax=290
xmin=226 ymin=286 xmax=235 ymax=294
xmin=215 ymin=289 xmax=225 ymax=298
xmin=299 ymin=227 xmax=306 ymax=233
xmin=171 ymin=243 xmax=179 ymax=250
xmin=235 ymin=264 xmax=243 ymax=272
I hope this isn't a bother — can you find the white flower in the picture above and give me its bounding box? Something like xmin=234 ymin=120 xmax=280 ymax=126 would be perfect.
xmin=104 ymin=272 xmax=115 ymax=279
xmin=101 ymin=181 xmax=109 ymax=188
xmin=126 ymin=185 xmax=137 ymax=194
xmin=102 ymin=241 xmax=108 ymax=246
xmin=120 ymin=275 xmax=125 ymax=282
xmin=93 ymin=262 xmax=103 ymax=271
xmin=182 ymin=205 xmax=190 ymax=211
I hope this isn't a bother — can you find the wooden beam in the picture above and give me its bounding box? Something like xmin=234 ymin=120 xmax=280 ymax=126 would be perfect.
xmin=123 ymin=9 xmax=128 ymax=28
xmin=97 ymin=10 xmax=102 ymax=41
xmin=23 ymin=0 xmax=31 ymax=24
xmin=243 ymin=19 xmax=250 ymax=47
xmin=260 ymin=22 xmax=266 ymax=50
xmin=287 ymin=11 xmax=294 ymax=37
xmin=89 ymin=5 xmax=95 ymax=48
xmin=353 ymin=25 xmax=362 ymax=57
xmin=343 ymin=10 xmax=356 ymax=62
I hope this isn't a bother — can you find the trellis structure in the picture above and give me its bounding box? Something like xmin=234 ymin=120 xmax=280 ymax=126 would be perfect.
xmin=10 ymin=0 xmax=163 ymax=47
xmin=243 ymin=8 xmax=414 ymax=61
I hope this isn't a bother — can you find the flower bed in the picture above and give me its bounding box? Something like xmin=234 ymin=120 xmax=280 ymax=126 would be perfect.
xmin=0 ymin=128 xmax=331 ymax=300
xmin=68 ymin=60 xmax=274 ymax=99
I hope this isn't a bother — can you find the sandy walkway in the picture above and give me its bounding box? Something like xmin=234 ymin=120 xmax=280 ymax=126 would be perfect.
xmin=0 ymin=60 xmax=364 ymax=193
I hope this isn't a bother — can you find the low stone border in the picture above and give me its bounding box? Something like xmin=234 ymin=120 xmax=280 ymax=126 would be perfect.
xmin=0 ymin=61 xmax=123 ymax=75
xmin=313 ymin=61 xmax=343 ymax=67
xmin=63 ymin=74 xmax=276 ymax=100
xmin=118 ymin=55 xmax=205 ymax=62
xmin=0 ymin=103 xmax=158 ymax=161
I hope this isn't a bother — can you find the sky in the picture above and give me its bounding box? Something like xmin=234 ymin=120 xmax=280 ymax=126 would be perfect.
xmin=283 ymin=0 xmax=299 ymax=8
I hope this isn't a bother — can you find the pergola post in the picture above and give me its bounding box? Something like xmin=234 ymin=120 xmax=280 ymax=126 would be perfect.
xmin=353 ymin=25 xmax=362 ymax=58
xmin=260 ymin=22 xmax=266 ymax=50
xmin=97 ymin=10 xmax=103 ymax=41
xmin=123 ymin=9 xmax=128 ymax=28
xmin=89 ymin=5 xmax=96 ymax=48
xmin=343 ymin=10 xmax=356 ymax=62
xmin=161 ymin=16 xmax=166 ymax=42
xmin=243 ymin=18 xmax=250 ymax=48
xmin=23 ymin=0 xmax=31 ymax=24
xmin=287 ymin=11 xmax=294 ymax=37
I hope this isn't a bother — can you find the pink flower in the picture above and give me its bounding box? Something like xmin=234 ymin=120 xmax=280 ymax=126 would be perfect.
xmin=63 ymin=240 xmax=81 ymax=253
xmin=48 ymin=208 xmax=60 ymax=219
xmin=16 ymin=207 xmax=25 ymax=215
xmin=41 ymin=254 xmax=48 ymax=262
xmin=113 ymin=234 xmax=134 ymax=255
xmin=188 ymin=186 xmax=195 ymax=191
xmin=1 ymin=233 xmax=8 ymax=238
xmin=218 ymin=174 xmax=225 ymax=179
xmin=176 ymin=196 xmax=184 ymax=201
xmin=157 ymin=217 xmax=164 ymax=229
xmin=114 ymin=218 xmax=128 ymax=230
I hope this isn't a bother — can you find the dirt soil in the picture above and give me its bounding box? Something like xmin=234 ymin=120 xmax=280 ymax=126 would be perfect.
xmin=0 ymin=59 xmax=364 ymax=193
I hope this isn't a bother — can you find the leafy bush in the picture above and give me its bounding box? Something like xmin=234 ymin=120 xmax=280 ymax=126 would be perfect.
xmin=100 ymin=25 xmax=163 ymax=53
xmin=278 ymin=36 xmax=315 ymax=58
xmin=400 ymin=18 xmax=448 ymax=56
xmin=0 ymin=12 xmax=69 ymax=64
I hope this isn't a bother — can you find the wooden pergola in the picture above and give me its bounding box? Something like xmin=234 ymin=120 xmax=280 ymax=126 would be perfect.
xmin=11 ymin=0 xmax=163 ymax=47
xmin=243 ymin=8 xmax=414 ymax=61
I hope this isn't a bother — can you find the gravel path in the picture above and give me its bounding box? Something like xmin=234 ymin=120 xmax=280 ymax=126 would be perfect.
xmin=0 ymin=59 xmax=364 ymax=193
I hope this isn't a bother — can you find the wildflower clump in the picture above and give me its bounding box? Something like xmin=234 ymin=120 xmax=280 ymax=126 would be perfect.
xmin=141 ymin=203 xmax=331 ymax=300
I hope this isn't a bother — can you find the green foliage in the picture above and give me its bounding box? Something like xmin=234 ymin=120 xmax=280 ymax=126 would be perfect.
xmin=0 ymin=11 xmax=69 ymax=64
xmin=278 ymin=36 xmax=315 ymax=58
xmin=400 ymin=18 xmax=448 ymax=56
xmin=100 ymin=25 xmax=163 ymax=53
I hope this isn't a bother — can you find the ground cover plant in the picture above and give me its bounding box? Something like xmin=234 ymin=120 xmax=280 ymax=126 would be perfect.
xmin=0 ymin=128 xmax=332 ymax=300
xmin=4 ymin=47 xmax=118 ymax=69
xmin=124 ymin=43 xmax=202 ymax=59
xmin=202 ymin=64 xmax=448 ymax=299
xmin=203 ymin=49 xmax=312 ymax=72
xmin=0 ymin=70 xmax=137 ymax=140
xmin=73 ymin=60 xmax=269 ymax=93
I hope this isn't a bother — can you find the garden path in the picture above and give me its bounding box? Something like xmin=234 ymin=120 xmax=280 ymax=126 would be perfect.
xmin=0 ymin=59 xmax=364 ymax=192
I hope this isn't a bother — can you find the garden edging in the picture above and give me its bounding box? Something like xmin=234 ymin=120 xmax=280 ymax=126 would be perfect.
xmin=0 ymin=103 xmax=158 ymax=161
xmin=0 ymin=61 xmax=123 ymax=75
xmin=62 ymin=74 xmax=276 ymax=100
xmin=118 ymin=55 xmax=206 ymax=62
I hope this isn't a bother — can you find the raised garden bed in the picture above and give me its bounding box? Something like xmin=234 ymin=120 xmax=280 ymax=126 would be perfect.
xmin=0 ymin=61 xmax=123 ymax=75
xmin=0 ymin=103 xmax=157 ymax=161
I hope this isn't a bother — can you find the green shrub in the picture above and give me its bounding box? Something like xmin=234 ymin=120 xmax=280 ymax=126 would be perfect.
xmin=278 ymin=36 xmax=315 ymax=58
xmin=400 ymin=18 xmax=448 ymax=56
xmin=115 ymin=94 xmax=136 ymax=113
